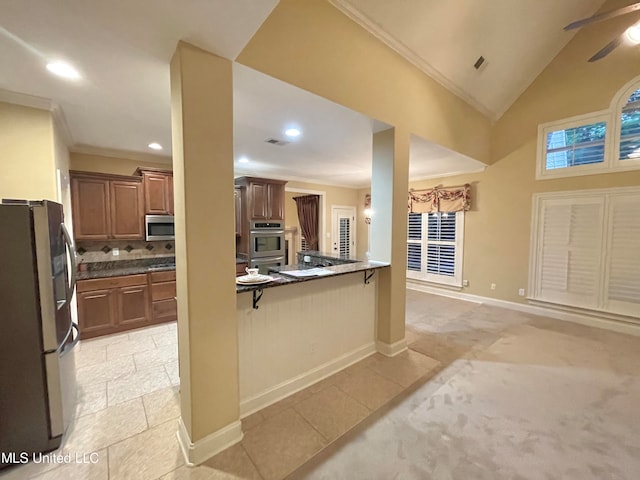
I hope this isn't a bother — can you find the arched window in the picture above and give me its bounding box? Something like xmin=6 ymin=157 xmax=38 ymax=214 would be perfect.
xmin=619 ymin=87 xmax=640 ymax=161
xmin=536 ymin=76 xmax=640 ymax=179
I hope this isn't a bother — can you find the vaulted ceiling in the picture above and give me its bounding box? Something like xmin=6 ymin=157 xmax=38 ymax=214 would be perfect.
xmin=0 ymin=0 xmax=611 ymax=186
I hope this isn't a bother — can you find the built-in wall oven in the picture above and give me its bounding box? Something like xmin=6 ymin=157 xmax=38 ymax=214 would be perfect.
xmin=250 ymin=255 xmax=286 ymax=275
xmin=250 ymin=221 xmax=285 ymax=258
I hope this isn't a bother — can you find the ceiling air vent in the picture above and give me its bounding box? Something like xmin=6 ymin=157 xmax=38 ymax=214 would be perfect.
xmin=264 ymin=138 xmax=289 ymax=146
xmin=473 ymin=56 xmax=486 ymax=71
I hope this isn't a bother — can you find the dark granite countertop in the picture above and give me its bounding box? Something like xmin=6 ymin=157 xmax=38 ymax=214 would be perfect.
xmin=77 ymin=257 xmax=176 ymax=281
xmin=296 ymin=250 xmax=361 ymax=263
xmin=76 ymin=253 xmax=388 ymax=292
xmin=78 ymin=256 xmax=248 ymax=280
xmin=235 ymin=260 xmax=389 ymax=293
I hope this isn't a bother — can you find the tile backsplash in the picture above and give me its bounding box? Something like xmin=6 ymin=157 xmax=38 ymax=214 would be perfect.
xmin=76 ymin=240 xmax=175 ymax=264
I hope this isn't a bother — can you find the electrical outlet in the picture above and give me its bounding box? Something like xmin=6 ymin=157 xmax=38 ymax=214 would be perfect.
xmin=490 ymin=283 xmax=496 ymax=290
xmin=518 ymin=288 xmax=525 ymax=296
xmin=462 ymin=279 xmax=469 ymax=287
xmin=112 ymin=247 xmax=119 ymax=257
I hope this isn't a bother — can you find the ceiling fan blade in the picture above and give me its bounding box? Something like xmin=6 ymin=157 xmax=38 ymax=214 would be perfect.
xmin=588 ymin=34 xmax=624 ymax=62
xmin=564 ymin=2 xmax=640 ymax=31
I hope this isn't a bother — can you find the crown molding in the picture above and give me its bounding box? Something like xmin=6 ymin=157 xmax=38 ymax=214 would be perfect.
xmin=409 ymin=166 xmax=487 ymax=182
xmin=0 ymin=88 xmax=53 ymax=111
xmin=234 ymin=168 xmax=362 ymax=189
xmin=50 ymin=104 xmax=74 ymax=147
xmin=0 ymin=88 xmax=75 ymax=147
xmin=71 ymin=144 xmax=172 ymax=164
xmin=329 ymin=0 xmax=498 ymax=121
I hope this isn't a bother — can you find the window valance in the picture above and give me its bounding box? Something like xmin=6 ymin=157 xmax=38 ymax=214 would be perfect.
xmin=408 ymin=184 xmax=471 ymax=213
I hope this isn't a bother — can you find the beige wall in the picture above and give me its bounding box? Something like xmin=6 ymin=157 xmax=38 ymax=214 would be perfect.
xmin=286 ymin=180 xmax=359 ymax=254
xmin=171 ymin=42 xmax=239 ymax=447
xmin=284 ymin=191 xmax=300 ymax=231
xmin=0 ymin=102 xmax=57 ymax=201
xmin=406 ymin=0 xmax=640 ymax=304
xmin=70 ymin=152 xmax=171 ymax=176
xmin=237 ymin=0 xmax=491 ymax=164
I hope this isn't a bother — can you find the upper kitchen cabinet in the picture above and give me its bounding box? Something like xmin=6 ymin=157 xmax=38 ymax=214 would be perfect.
xmin=234 ymin=187 xmax=242 ymax=236
xmin=235 ymin=177 xmax=287 ymax=221
xmin=110 ymin=180 xmax=144 ymax=238
xmin=136 ymin=168 xmax=174 ymax=215
xmin=70 ymin=172 xmax=144 ymax=241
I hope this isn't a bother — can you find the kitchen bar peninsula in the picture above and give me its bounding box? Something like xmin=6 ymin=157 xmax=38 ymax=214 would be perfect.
xmin=235 ymin=256 xmax=389 ymax=416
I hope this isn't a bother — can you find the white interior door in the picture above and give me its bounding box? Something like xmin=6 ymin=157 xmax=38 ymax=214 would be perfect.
xmin=331 ymin=206 xmax=356 ymax=257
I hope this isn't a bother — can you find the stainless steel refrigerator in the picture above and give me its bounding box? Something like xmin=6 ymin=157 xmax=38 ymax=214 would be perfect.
xmin=0 ymin=200 xmax=79 ymax=467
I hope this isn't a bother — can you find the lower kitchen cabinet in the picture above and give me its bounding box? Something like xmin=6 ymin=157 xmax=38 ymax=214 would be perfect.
xmin=77 ymin=274 xmax=151 ymax=339
xmin=77 ymin=289 xmax=116 ymax=337
xmin=119 ymin=285 xmax=150 ymax=326
xmin=150 ymin=271 xmax=177 ymax=322
xmin=236 ymin=262 xmax=248 ymax=276
xmin=77 ymin=270 xmax=177 ymax=339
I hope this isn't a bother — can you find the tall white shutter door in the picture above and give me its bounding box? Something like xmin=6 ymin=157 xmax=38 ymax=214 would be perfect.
xmin=339 ymin=217 xmax=350 ymax=256
xmin=537 ymin=198 xmax=604 ymax=308
xmin=604 ymin=194 xmax=640 ymax=316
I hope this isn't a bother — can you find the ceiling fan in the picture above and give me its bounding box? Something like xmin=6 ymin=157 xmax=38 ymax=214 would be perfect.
xmin=564 ymin=2 xmax=640 ymax=62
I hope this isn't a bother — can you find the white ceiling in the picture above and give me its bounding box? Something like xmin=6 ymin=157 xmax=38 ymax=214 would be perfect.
xmin=0 ymin=0 xmax=605 ymax=187
xmin=0 ymin=0 xmax=278 ymax=155
xmin=234 ymin=63 xmax=486 ymax=187
xmin=333 ymin=0 xmax=607 ymax=119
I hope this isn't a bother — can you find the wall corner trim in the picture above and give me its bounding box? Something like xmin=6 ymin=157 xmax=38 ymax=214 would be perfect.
xmin=376 ymin=339 xmax=408 ymax=357
xmin=177 ymin=417 xmax=243 ymax=466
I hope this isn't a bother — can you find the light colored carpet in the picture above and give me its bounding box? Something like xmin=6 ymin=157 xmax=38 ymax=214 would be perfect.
xmin=290 ymin=291 xmax=640 ymax=480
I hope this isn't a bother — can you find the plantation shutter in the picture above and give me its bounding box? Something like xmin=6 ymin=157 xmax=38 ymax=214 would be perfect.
xmin=536 ymin=197 xmax=604 ymax=308
xmin=339 ymin=217 xmax=351 ymax=256
xmin=426 ymin=214 xmax=456 ymax=277
xmin=619 ymin=89 xmax=640 ymax=160
xmin=605 ymin=194 xmax=640 ymax=316
xmin=407 ymin=213 xmax=422 ymax=271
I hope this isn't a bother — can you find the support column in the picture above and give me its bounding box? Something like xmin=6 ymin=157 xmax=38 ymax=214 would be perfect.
xmin=170 ymin=41 xmax=240 ymax=464
xmin=370 ymin=128 xmax=409 ymax=356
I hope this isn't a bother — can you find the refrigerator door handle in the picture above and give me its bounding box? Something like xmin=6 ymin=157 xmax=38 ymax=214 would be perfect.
xmin=61 ymin=223 xmax=77 ymax=304
xmin=61 ymin=323 xmax=80 ymax=356
xmin=44 ymin=320 xmax=74 ymax=355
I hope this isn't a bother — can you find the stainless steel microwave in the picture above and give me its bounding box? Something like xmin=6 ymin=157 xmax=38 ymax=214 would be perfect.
xmin=145 ymin=215 xmax=175 ymax=241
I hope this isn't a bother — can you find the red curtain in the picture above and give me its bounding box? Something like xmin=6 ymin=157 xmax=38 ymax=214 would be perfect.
xmin=293 ymin=195 xmax=320 ymax=251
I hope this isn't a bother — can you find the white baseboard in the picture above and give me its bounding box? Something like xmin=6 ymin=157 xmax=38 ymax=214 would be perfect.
xmin=177 ymin=417 xmax=243 ymax=466
xmin=375 ymin=338 xmax=408 ymax=357
xmin=239 ymin=342 xmax=376 ymax=417
xmin=406 ymin=281 xmax=640 ymax=337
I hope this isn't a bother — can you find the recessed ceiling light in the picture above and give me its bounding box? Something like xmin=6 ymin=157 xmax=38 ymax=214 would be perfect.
xmin=284 ymin=128 xmax=301 ymax=138
xmin=148 ymin=142 xmax=163 ymax=150
xmin=626 ymin=23 xmax=640 ymax=44
xmin=238 ymin=157 xmax=250 ymax=164
xmin=45 ymin=61 xmax=81 ymax=80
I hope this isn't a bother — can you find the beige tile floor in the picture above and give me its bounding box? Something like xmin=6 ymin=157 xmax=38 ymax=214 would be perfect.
xmin=1 ymin=305 xmax=441 ymax=480
xmin=4 ymin=290 xmax=639 ymax=479
xmin=1 ymin=322 xmax=181 ymax=480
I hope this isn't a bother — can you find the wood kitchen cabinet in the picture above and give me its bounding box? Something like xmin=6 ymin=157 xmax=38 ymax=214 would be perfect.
xmin=77 ymin=274 xmax=150 ymax=339
xmin=136 ymin=168 xmax=174 ymax=215
xmin=110 ymin=180 xmax=145 ymax=239
xmin=236 ymin=262 xmax=248 ymax=276
xmin=149 ymin=271 xmax=177 ymax=323
xmin=234 ymin=177 xmax=287 ymax=221
xmin=235 ymin=187 xmax=242 ymax=236
xmin=70 ymin=172 xmax=144 ymax=241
